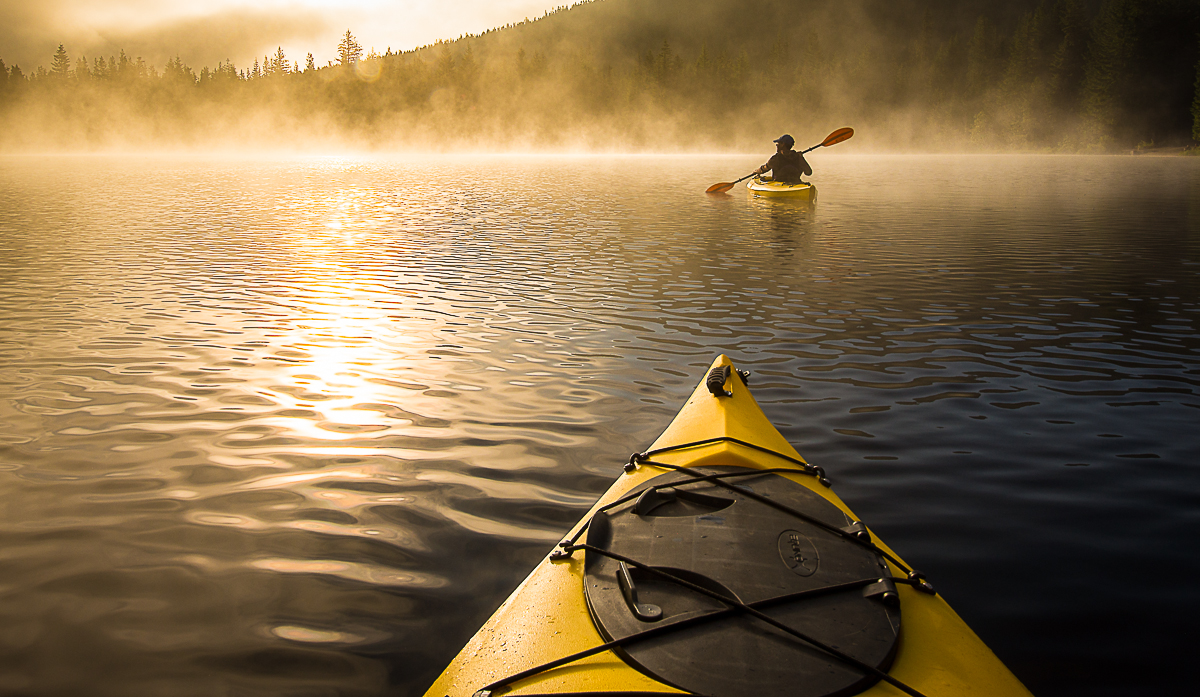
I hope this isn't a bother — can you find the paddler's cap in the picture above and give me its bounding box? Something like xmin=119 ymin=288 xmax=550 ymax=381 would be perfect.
xmin=773 ymin=134 xmax=795 ymax=148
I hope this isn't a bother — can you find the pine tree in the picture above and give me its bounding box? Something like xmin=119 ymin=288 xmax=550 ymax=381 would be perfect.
xmin=337 ymin=30 xmax=363 ymax=66
xmin=654 ymin=39 xmax=674 ymax=85
xmin=1048 ymin=0 xmax=1088 ymax=115
xmin=115 ymin=51 xmax=131 ymax=80
xmin=437 ymin=42 xmax=456 ymax=79
xmin=1081 ymin=0 xmax=1138 ymax=148
xmin=695 ymin=43 xmax=711 ymax=75
xmin=50 ymin=44 xmax=70 ymax=79
xmin=996 ymin=5 xmax=1054 ymax=146
xmin=270 ymin=46 xmax=289 ymax=75
xmin=305 ymin=53 xmax=315 ymax=72
xmin=459 ymin=44 xmax=478 ymax=87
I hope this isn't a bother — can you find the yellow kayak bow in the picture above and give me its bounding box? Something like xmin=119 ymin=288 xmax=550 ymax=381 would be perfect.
xmin=425 ymin=355 xmax=1032 ymax=697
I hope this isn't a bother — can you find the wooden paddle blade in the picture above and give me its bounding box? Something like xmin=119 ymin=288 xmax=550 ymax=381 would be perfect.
xmin=706 ymin=182 xmax=735 ymax=193
xmin=821 ymin=127 xmax=854 ymax=147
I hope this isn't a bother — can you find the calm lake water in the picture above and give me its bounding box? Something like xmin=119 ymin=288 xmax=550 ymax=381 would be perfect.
xmin=1 ymin=154 xmax=1198 ymax=697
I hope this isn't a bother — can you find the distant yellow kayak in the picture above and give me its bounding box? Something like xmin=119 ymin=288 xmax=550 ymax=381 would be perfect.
xmin=747 ymin=176 xmax=817 ymax=200
xmin=425 ymin=355 xmax=1031 ymax=697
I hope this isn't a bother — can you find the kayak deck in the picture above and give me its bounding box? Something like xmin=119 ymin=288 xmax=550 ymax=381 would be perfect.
xmin=424 ymin=356 xmax=1031 ymax=697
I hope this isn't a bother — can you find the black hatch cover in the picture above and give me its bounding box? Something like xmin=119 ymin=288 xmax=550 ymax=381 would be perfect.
xmin=583 ymin=467 xmax=900 ymax=697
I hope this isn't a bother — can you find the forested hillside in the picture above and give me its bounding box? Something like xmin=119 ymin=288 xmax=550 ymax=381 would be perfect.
xmin=1 ymin=0 xmax=1197 ymax=152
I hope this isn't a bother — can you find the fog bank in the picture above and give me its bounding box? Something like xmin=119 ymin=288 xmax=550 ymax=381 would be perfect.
xmin=1 ymin=0 xmax=1197 ymax=153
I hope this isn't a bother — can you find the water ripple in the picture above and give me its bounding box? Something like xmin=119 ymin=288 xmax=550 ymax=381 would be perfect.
xmin=0 ymin=154 xmax=1197 ymax=696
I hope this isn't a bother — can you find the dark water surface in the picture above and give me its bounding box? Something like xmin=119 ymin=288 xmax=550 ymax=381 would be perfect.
xmin=1 ymin=154 xmax=1198 ymax=697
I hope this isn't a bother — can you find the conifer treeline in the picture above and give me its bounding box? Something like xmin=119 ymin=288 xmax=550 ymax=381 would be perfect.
xmin=0 ymin=0 xmax=1196 ymax=152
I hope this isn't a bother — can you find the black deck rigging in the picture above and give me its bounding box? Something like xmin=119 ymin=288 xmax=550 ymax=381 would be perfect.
xmin=582 ymin=467 xmax=901 ymax=697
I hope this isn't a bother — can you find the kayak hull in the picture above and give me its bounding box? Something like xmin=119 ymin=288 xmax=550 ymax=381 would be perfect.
xmin=424 ymin=355 xmax=1031 ymax=697
xmin=747 ymin=176 xmax=817 ymax=200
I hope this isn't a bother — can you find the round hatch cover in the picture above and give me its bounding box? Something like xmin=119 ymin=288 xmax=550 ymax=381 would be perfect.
xmin=583 ymin=467 xmax=900 ymax=697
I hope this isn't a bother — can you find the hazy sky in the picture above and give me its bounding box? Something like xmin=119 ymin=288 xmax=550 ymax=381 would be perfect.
xmin=0 ymin=0 xmax=567 ymax=72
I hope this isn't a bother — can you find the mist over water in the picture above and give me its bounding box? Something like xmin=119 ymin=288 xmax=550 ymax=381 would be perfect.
xmin=0 ymin=154 xmax=1198 ymax=696
xmin=5 ymin=0 xmax=1199 ymax=153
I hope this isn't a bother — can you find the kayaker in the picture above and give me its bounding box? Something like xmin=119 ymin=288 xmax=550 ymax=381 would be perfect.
xmin=755 ymin=134 xmax=812 ymax=183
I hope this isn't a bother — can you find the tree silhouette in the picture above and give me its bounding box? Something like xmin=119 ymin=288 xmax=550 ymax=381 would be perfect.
xmin=50 ymin=44 xmax=70 ymax=79
xmin=337 ymin=30 xmax=363 ymax=67
xmin=1048 ymin=0 xmax=1088 ymax=114
xmin=269 ymin=46 xmax=289 ymax=75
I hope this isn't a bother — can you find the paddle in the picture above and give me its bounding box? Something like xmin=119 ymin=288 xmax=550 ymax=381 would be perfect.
xmin=705 ymin=127 xmax=855 ymax=194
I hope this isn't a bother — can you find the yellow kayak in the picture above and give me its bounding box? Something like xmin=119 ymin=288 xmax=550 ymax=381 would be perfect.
xmin=425 ymin=355 xmax=1031 ymax=697
xmin=747 ymin=176 xmax=817 ymax=200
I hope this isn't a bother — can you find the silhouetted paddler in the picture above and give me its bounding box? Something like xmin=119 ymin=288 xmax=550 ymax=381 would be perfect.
xmin=755 ymin=134 xmax=812 ymax=183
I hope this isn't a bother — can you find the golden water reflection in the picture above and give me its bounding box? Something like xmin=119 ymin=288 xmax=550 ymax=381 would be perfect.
xmin=3 ymin=155 xmax=1197 ymax=697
